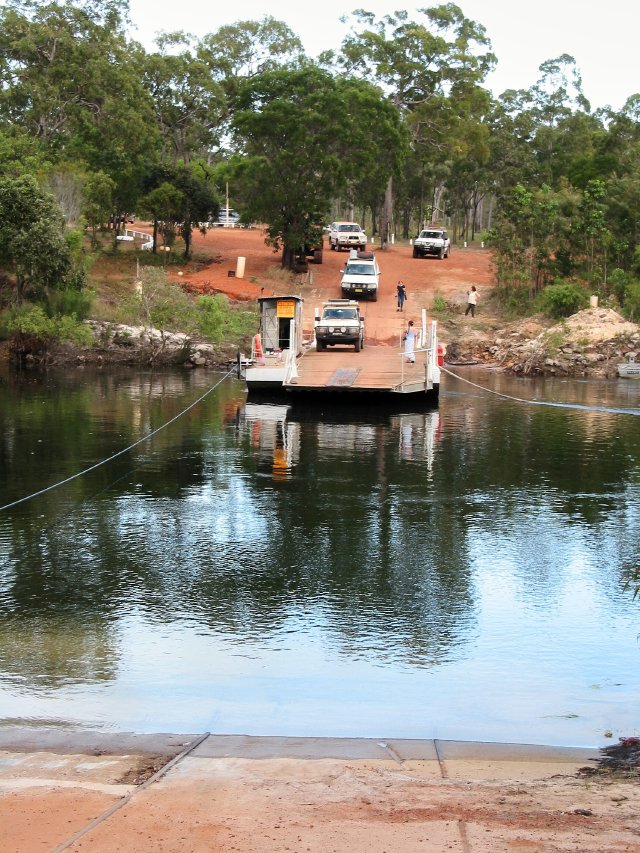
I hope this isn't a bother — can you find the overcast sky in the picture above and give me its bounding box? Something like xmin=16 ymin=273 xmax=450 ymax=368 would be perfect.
xmin=128 ymin=0 xmax=639 ymax=113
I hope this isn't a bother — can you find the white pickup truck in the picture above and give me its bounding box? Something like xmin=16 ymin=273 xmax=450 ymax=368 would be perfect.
xmin=413 ymin=227 xmax=450 ymax=259
xmin=328 ymin=221 xmax=367 ymax=252
xmin=341 ymin=252 xmax=380 ymax=301
xmin=314 ymin=300 xmax=365 ymax=352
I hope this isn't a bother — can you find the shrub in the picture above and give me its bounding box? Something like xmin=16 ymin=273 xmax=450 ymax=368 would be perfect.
xmin=3 ymin=304 xmax=93 ymax=348
xmin=431 ymin=292 xmax=447 ymax=313
xmin=536 ymin=282 xmax=588 ymax=318
xmin=46 ymin=287 xmax=94 ymax=321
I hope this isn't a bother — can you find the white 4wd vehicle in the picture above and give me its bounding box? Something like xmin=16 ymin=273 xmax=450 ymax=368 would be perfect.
xmin=329 ymin=221 xmax=367 ymax=251
xmin=413 ymin=227 xmax=450 ymax=259
xmin=341 ymin=252 xmax=380 ymax=301
xmin=315 ymin=300 xmax=365 ymax=352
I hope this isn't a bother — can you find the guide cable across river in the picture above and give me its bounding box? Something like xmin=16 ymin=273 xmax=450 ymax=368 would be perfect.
xmin=0 ymin=368 xmax=236 ymax=513
xmin=442 ymin=366 xmax=640 ymax=416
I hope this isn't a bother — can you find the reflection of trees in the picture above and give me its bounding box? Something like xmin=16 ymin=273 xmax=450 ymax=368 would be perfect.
xmin=0 ymin=616 xmax=117 ymax=688
xmin=2 ymin=372 xmax=640 ymax=689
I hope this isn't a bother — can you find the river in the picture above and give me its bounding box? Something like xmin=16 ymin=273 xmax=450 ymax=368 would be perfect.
xmin=1 ymin=365 xmax=639 ymax=746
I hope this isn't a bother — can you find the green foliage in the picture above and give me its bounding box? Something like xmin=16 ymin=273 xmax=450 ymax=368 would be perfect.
xmin=3 ymin=304 xmax=93 ymax=346
xmin=536 ymin=282 xmax=589 ymax=318
xmin=46 ymin=288 xmax=94 ymax=321
xmin=196 ymin=295 xmax=257 ymax=344
xmin=492 ymin=284 xmax=534 ymax=319
xmin=431 ymin=293 xmax=447 ymax=313
xmin=0 ymin=174 xmax=76 ymax=303
xmin=127 ymin=268 xmax=196 ymax=337
xmin=230 ymin=65 xmax=405 ymax=267
xmin=623 ymin=282 xmax=640 ymax=322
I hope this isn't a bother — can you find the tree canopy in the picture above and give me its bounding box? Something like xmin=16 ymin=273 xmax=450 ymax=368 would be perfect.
xmin=0 ymin=1 xmax=638 ymax=307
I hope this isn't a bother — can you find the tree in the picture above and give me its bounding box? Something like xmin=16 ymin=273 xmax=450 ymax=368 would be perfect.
xmin=334 ymin=5 xmax=496 ymax=237
xmin=83 ymin=171 xmax=116 ymax=248
xmin=139 ymin=166 xmax=218 ymax=259
xmin=142 ymin=34 xmax=225 ymax=166
xmin=0 ymin=174 xmax=75 ymax=304
xmin=230 ymin=65 xmax=404 ymax=268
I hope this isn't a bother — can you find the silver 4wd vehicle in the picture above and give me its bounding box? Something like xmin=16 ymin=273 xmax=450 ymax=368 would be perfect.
xmin=413 ymin=227 xmax=450 ymax=259
xmin=328 ymin=221 xmax=367 ymax=251
xmin=341 ymin=252 xmax=380 ymax=301
xmin=315 ymin=300 xmax=365 ymax=352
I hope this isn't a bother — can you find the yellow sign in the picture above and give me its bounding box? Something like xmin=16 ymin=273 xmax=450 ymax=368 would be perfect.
xmin=277 ymin=300 xmax=296 ymax=318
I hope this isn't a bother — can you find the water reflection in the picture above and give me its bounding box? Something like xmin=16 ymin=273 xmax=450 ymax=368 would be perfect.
xmin=0 ymin=367 xmax=639 ymax=741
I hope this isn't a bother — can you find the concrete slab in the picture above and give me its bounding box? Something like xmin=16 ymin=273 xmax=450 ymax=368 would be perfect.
xmin=191 ymin=734 xmax=394 ymax=760
xmin=0 ymin=728 xmax=195 ymax=757
xmin=434 ymin=740 xmax=599 ymax=782
xmin=435 ymin=739 xmax=597 ymax=763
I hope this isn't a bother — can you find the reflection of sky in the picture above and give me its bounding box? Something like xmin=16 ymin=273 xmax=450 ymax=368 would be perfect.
xmin=1 ymin=372 xmax=640 ymax=745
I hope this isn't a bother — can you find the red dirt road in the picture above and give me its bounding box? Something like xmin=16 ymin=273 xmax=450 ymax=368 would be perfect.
xmin=159 ymin=226 xmax=494 ymax=344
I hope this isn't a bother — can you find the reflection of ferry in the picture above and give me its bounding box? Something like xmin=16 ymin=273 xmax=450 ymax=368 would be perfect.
xmin=239 ymin=402 xmax=300 ymax=480
xmin=242 ymin=295 xmax=441 ymax=403
xmin=239 ymin=402 xmax=441 ymax=471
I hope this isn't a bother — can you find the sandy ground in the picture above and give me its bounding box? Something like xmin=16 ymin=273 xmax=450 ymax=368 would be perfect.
xmin=1 ymin=733 xmax=639 ymax=852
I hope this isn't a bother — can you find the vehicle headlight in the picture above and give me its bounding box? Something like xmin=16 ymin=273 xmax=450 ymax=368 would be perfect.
xmin=340 ymin=326 xmax=346 ymax=333
xmin=328 ymin=326 xmax=334 ymax=333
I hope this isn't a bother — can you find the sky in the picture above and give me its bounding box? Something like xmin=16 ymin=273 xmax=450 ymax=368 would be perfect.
xmin=128 ymin=0 xmax=639 ymax=113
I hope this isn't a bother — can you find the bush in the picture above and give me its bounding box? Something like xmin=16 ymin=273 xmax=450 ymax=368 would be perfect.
xmin=46 ymin=287 xmax=94 ymax=321
xmin=196 ymin=294 xmax=257 ymax=345
xmin=624 ymin=282 xmax=640 ymax=322
xmin=431 ymin=292 xmax=447 ymax=313
xmin=494 ymin=285 xmax=532 ymax=319
xmin=3 ymin=304 xmax=93 ymax=347
xmin=536 ymin=282 xmax=589 ymax=318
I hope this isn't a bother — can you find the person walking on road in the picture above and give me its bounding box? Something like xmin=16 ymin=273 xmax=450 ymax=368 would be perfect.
xmin=465 ymin=285 xmax=478 ymax=317
xmin=403 ymin=320 xmax=416 ymax=364
xmin=396 ymin=281 xmax=406 ymax=312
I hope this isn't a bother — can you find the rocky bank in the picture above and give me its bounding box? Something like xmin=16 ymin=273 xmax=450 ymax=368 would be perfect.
xmin=445 ymin=308 xmax=640 ymax=378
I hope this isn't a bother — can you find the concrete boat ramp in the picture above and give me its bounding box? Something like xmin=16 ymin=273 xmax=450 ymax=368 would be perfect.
xmin=3 ymin=729 xmax=635 ymax=853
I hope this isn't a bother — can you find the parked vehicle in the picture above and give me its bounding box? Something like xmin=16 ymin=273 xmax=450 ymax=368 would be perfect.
xmin=413 ymin=227 xmax=450 ymax=259
xmin=341 ymin=252 xmax=380 ymax=301
xmin=328 ymin=221 xmax=367 ymax=251
xmin=215 ymin=209 xmax=241 ymax=227
xmin=315 ymin=299 xmax=365 ymax=352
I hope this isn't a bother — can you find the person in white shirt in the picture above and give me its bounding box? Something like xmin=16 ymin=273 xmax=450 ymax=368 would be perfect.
xmin=465 ymin=286 xmax=478 ymax=317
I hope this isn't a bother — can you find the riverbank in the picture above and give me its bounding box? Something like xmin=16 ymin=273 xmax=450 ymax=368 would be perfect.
xmin=6 ymin=224 xmax=639 ymax=378
xmin=3 ymin=730 xmax=639 ymax=852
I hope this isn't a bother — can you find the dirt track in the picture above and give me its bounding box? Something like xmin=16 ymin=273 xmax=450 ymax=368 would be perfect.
xmin=165 ymin=226 xmax=494 ymax=345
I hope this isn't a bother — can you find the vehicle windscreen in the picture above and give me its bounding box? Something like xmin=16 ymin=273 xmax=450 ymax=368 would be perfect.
xmin=344 ymin=263 xmax=374 ymax=275
xmin=323 ymin=308 xmax=358 ymax=320
xmin=338 ymin=224 xmax=360 ymax=232
xmin=420 ymin=230 xmax=444 ymax=239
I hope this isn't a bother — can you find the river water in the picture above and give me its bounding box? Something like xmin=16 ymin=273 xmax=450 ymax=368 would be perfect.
xmin=1 ymin=365 xmax=639 ymax=746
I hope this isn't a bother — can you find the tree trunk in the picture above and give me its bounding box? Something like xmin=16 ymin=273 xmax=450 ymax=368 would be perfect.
xmin=183 ymin=222 xmax=192 ymax=260
xmin=380 ymin=176 xmax=392 ymax=250
xmin=282 ymin=245 xmax=295 ymax=269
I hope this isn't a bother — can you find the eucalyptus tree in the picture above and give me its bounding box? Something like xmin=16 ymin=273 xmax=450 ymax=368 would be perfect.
xmin=230 ymin=65 xmax=405 ymax=268
xmin=139 ymin=165 xmax=218 ymax=259
xmin=142 ymin=32 xmax=226 ymax=166
xmin=334 ymin=4 xmax=495 ymax=240
xmin=0 ymin=0 xmax=158 ymax=221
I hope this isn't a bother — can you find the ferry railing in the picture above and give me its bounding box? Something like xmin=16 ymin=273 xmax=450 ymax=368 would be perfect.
xmin=397 ymin=316 xmax=437 ymax=391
